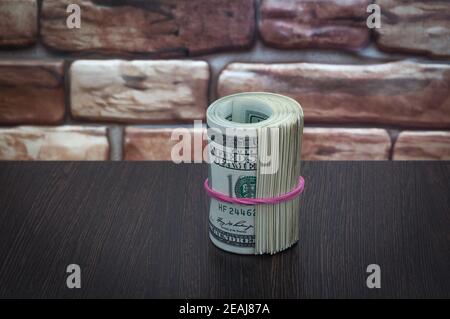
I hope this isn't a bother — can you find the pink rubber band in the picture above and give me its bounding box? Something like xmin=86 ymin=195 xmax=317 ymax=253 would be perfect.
xmin=204 ymin=176 xmax=305 ymax=206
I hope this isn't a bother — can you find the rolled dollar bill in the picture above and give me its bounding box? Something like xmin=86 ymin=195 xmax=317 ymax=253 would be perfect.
xmin=206 ymin=92 xmax=304 ymax=254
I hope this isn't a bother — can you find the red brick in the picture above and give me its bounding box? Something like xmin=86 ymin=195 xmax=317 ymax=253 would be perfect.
xmin=70 ymin=60 xmax=209 ymax=123
xmin=393 ymin=131 xmax=450 ymax=160
xmin=218 ymin=61 xmax=450 ymax=128
xmin=0 ymin=0 xmax=37 ymax=47
xmin=259 ymin=0 xmax=370 ymax=50
xmin=303 ymin=128 xmax=391 ymax=160
xmin=124 ymin=127 xmax=206 ymax=161
xmin=375 ymin=0 xmax=450 ymax=58
xmin=0 ymin=60 xmax=65 ymax=124
xmin=41 ymin=0 xmax=255 ymax=55
xmin=0 ymin=126 xmax=109 ymax=160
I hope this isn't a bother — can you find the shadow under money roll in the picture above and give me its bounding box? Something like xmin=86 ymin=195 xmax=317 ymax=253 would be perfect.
xmin=205 ymin=92 xmax=304 ymax=255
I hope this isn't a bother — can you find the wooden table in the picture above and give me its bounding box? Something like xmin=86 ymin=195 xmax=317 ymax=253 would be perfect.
xmin=0 ymin=162 xmax=449 ymax=298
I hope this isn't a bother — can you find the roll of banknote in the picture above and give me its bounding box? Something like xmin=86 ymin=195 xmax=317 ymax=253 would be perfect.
xmin=206 ymin=92 xmax=304 ymax=254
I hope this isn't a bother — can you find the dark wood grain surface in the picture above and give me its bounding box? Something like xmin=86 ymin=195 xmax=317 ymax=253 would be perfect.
xmin=0 ymin=162 xmax=449 ymax=298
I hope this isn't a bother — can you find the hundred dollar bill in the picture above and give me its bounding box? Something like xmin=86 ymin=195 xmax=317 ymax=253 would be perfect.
xmin=206 ymin=92 xmax=304 ymax=254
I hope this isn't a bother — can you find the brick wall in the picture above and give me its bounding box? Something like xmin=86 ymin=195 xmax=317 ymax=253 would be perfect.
xmin=0 ymin=0 xmax=449 ymax=161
